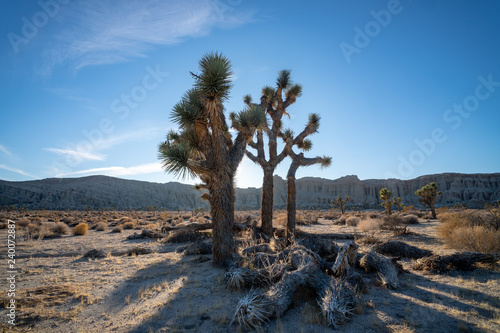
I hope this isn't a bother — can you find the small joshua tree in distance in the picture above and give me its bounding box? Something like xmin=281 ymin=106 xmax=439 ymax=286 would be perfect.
xmin=331 ymin=195 xmax=351 ymax=215
xmin=380 ymin=188 xmax=392 ymax=216
xmin=392 ymin=197 xmax=403 ymax=213
xmin=415 ymin=182 xmax=442 ymax=219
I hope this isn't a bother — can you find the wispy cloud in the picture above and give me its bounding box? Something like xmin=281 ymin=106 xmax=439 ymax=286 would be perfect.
xmin=44 ymin=127 xmax=163 ymax=163
xmin=42 ymin=0 xmax=254 ymax=74
xmin=44 ymin=148 xmax=105 ymax=161
xmin=0 ymin=164 xmax=38 ymax=179
xmin=0 ymin=144 xmax=12 ymax=158
xmin=58 ymin=162 xmax=162 ymax=177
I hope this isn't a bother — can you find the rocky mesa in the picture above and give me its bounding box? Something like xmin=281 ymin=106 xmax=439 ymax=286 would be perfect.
xmin=0 ymin=172 xmax=499 ymax=211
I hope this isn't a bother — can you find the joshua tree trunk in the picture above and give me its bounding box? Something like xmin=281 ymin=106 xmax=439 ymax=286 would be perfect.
xmin=209 ymin=174 xmax=236 ymax=267
xmin=285 ymin=152 xmax=329 ymax=243
xmin=430 ymin=202 xmax=436 ymax=219
xmin=261 ymin=167 xmax=275 ymax=234
xmin=286 ymin=163 xmax=299 ymax=243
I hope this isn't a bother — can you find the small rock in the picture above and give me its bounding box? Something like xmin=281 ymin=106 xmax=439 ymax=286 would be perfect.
xmin=84 ymin=249 xmax=108 ymax=258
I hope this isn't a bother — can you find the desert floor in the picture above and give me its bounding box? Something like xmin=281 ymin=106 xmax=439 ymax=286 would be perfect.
xmin=1 ymin=211 xmax=499 ymax=333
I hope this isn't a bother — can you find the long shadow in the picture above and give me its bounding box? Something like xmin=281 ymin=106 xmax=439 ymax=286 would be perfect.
xmin=378 ymin=268 xmax=500 ymax=332
xmin=126 ymin=253 xmax=232 ymax=333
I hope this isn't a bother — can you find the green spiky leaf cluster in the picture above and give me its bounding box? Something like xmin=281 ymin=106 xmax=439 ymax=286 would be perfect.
xmin=415 ymin=182 xmax=442 ymax=207
xmin=232 ymin=105 xmax=268 ymax=134
xmin=192 ymin=52 xmax=233 ymax=100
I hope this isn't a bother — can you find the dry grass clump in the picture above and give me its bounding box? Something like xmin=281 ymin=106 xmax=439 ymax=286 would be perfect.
xmin=403 ymin=214 xmax=419 ymax=224
xmin=346 ymin=217 xmax=360 ymax=227
xmin=31 ymin=216 xmax=43 ymax=224
xmin=297 ymin=211 xmax=320 ymax=225
xmin=381 ymin=215 xmax=410 ymax=235
xmin=357 ymin=218 xmax=383 ymax=232
xmin=95 ymin=222 xmax=108 ymax=231
xmin=25 ymin=223 xmax=53 ymax=240
xmin=0 ymin=222 xmax=7 ymax=229
xmin=123 ymin=220 xmax=137 ymax=229
xmin=51 ymin=222 xmax=69 ymax=235
xmin=73 ymin=223 xmax=89 ymax=236
xmin=445 ymin=226 xmax=500 ymax=253
xmin=112 ymin=225 xmax=123 ymax=233
xmin=17 ymin=218 xmax=31 ymax=228
xmin=438 ymin=211 xmax=500 ymax=252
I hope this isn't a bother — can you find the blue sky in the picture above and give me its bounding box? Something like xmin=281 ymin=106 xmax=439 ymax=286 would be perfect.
xmin=1 ymin=0 xmax=499 ymax=188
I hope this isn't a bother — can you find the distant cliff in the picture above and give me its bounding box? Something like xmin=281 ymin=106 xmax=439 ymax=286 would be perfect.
xmin=0 ymin=173 xmax=499 ymax=210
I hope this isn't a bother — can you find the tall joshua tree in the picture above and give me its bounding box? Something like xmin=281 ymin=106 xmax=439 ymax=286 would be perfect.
xmin=283 ymin=114 xmax=331 ymax=242
xmin=244 ymin=70 xmax=303 ymax=235
xmin=415 ymin=182 xmax=442 ymax=219
xmin=158 ymin=52 xmax=267 ymax=267
xmin=380 ymin=188 xmax=392 ymax=215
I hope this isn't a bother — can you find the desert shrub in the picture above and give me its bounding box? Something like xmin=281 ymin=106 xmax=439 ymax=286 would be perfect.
xmin=346 ymin=217 xmax=360 ymax=226
xmin=275 ymin=212 xmax=287 ymax=227
xmin=31 ymin=216 xmax=43 ymax=224
xmin=436 ymin=206 xmax=449 ymax=216
xmin=119 ymin=216 xmax=132 ymax=223
xmin=95 ymin=222 xmax=108 ymax=231
xmin=357 ymin=218 xmax=383 ymax=232
xmin=0 ymin=222 xmax=7 ymax=229
xmin=25 ymin=223 xmax=53 ymax=240
xmin=414 ymin=211 xmax=425 ymax=218
xmin=438 ymin=211 xmax=500 ymax=252
xmin=189 ymin=217 xmax=196 ymax=222
xmin=402 ymin=205 xmax=415 ymax=213
xmin=73 ymin=223 xmax=89 ymax=236
xmin=123 ymin=221 xmax=137 ymax=229
xmin=17 ymin=217 xmax=30 ymax=227
xmin=61 ymin=217 xmax=74 ymax=224
xmin=323 ymin=211 xmax=341 ymax=220
xmin=165 ymin=229 xmax=204 ymax=243
xmin=297 ymin=212 xmax=319 ymax=226
xmin=446 ymin=226 xmax=500 ymax=253
xmin=381 ymin=215 xmax=409 ymax=234
xmin=52 ymin=222 xmax=69 ymax=235
xmin=112 ymin=225 xmax=123 ymax=233
xmin=403 ymin=215 xmax=419 ymax=224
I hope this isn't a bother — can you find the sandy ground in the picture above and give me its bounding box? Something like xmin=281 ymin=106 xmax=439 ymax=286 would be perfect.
xmin=1 ymin=215 xmax=500 ymax=333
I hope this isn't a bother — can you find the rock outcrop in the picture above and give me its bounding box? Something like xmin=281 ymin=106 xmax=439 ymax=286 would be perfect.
xmin=0 ymin=173 xmax=499 ymax=211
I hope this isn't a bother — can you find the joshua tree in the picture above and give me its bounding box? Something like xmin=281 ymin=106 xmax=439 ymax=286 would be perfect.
xmin=283 ymin=114 xmax=331 ymax=242
xmin=392 ymin=197 xmax=403 ymax=212
xmin=158 ymin=52 xmax=267 ymax=267
xmin=331 ymin=195 xmax=351 ymax=215
xmin=415 ymin=182 xmax=442 ymax=219
xmin=379 ymin=188 xmax=392 ymax=215
xmin=244 ymin=70 xmax=303 ymax=235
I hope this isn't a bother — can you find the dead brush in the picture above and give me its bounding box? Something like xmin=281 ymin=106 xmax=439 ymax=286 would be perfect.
xmin=224 ymin=268 xmax=247 ymax=290
xmin=51 ymin=222 xmax=69 ymax=235
xmin=381 ymin=215 xmax=411 ymax=235
xmin=438 ymin=210 xmax=500 ymax=252
xmin=231 ymin=289 xmax=272 ymax=329
xmin=318 ymin=279 xmax=358 ymax=328
xmin=357 ymin=218 xmax=383 ymax=232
